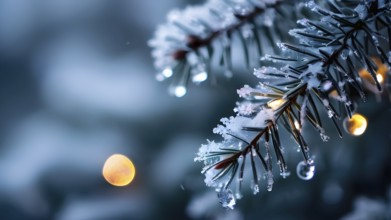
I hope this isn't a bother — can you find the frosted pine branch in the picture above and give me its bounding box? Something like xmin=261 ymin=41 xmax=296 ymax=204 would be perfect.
xmin=196 ymin=0 xmax=391 ymax=209
xmin=149 ymin=0 xmax=303 ymax=97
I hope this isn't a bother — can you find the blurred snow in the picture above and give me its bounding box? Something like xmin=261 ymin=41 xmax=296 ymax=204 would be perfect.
xmin=56 ymin=192 xmax=152 ymax=220
xmin=0 ymin=112 xmax=130 ymax=185
xmin=341 ymin=196 xmax=391 ymax=220
xmin=187 ymin=191 xmax=218 ymax=219
xmin=36 ymin=33 xmax=163 ymax=119
xmin=0 ymin=112 xmax=133 ymax=218
xmin=150 ymin=135 xmax=201 ymax=191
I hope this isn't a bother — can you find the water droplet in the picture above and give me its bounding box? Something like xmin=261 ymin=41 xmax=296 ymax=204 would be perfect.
xmin=280 ymin=170 xmax=291 ymax=179
xmin=343 ymin=113 xmax=367 ymax=136
xmin=251 ymin=183 xmax=259 ymax=195
xmin=340 ymin=50 xmax=348 ymax=60
xmin=192 ymin=71 xmax=208 ymax=83
xmin=235 ymin=192 xmax=243 ymax=199
xmin=217 ymin=189 xmax=236 ymax=210
xmin=327 ymin=110 xmax=334 ymax=118
xmin=162 ymin=67 xmax=173 ymax=78
xmin=265 ymin=171 xmax=274 ymax=191
xmin=296 ymin=160 xmax=315 ymax=180
xmin=320 ymin=132 xmax=330 ymax=142
xmin=224 ymin=70 xmax=233 ymax=78
xmin=174 ymin=86 xmax=187 ymax=98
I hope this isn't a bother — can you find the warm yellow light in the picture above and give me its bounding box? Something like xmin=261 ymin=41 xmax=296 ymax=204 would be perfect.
xmin=294 ymin=120 xmax=301 ymax=131
xmin=267 ymin=99 xmax=285 ymax=110
xmin=376 ymin=73 xmax=384 ymax=84
xmin=343 ymin=113 xmax=368 ymax=136
xmin=359 ymin=58 xmax=388 ymax=85
xmin=102 ymin=154 xmax=136 ymax=186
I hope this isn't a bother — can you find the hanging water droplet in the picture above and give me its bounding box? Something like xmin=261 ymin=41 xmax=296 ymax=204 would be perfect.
xmin=280 ymin=170 xmax=291 ymax=179
xmin=253 ymin=184 xmax=259 ymax=194
xmin=340 ymin=50 xmax=348 ymax=60
xmin=296 ymin=160 xmax=315 ymax=180
xmin=265 ymin=171 xmax=274 ymax=191
xmin=327 ymin=110 xmax=334 ymax=118
xmin=224 ymin=70 xmax=233 ymax=78
xmin=251 ymin=182 xmax=259 ymax=195
xmin=235 ymin=192 xmax=243 ymax=199
xmin=162 ymin=67 xmax=173 ymax=78
xmin=217 ymin=189 xmax=236 ymax=210
xmin=192 ymin=71 xmax=208 ymax=83
xmin=174 ymin=86 xmax=187 ymax=98
xmin=320 ymin=132 xmax=330 ymax=142
xmin=343 ymin=113 xmax=367 ymax=136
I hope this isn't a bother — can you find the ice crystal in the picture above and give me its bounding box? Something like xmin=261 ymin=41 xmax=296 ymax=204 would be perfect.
xmin=234 ymin=102 xmax=259 ymax=116
xmin=217 ymin=189 xmax=236 ymax=210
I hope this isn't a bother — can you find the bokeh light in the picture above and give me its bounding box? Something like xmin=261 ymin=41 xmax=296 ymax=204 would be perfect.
xmin=343 ymin=113 xmax=368 ymax=136
xmin=102 ymin=154 xmax=136 ymax=187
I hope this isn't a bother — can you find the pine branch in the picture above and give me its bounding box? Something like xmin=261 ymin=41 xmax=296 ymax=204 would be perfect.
xmin=195 ymin=0 xmax=391 ymax=209
xmin=149 ymin=0 xmax=303 ymax=97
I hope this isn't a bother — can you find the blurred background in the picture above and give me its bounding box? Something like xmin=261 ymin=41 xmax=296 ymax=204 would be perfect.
xmin=0 ymin=0 xmax=390 ymax=219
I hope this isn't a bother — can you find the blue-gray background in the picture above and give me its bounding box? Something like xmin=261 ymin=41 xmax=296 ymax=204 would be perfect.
xmin=0 ymin=1 xmax=390 ymax=219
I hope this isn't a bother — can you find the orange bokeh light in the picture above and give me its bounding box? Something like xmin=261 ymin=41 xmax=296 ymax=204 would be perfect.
xmin=102 ymin=154 xmax=136 ymax=186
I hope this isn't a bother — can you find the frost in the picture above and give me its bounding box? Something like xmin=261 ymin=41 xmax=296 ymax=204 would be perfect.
xmin=251 ymin=108 xmax=275 ymax=126
xmin=149 ymin=0 xmax=280 ymax=71
xmin=195 ymin=140 xmax=223 ymax=162
xmin=233 ymin=102 xmax=259 ymax=116
xmin=297 ymin=18 xmax=309 ymax=26
xmin=254 ymin=66 xmax=281 ymax=79
xmin=213 ymin=116 xmax=252 ymax=137
xmin=301 ymin=62 xmax=324 ymax=88
xmin=355 ymin=2 xmax=368 ymax=20
xmin=237 ymin=85 xmax=257 ymax=98
xmin=214 ymin=108 xmax=273 ymax=137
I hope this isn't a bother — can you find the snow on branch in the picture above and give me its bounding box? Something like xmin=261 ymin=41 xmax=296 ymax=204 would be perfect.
xmin=149 ymin=0 xmax=303 ymax=97
xmin=195 ymin=0 xmax=391 ymax=209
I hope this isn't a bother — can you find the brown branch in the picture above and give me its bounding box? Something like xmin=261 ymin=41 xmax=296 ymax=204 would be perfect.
xmin=171 ymin=1 xmax=283 ymax=60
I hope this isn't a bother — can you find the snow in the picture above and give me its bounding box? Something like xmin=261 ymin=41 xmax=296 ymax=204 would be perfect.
xmin=149 ymin=0 xmax=280 ymax=71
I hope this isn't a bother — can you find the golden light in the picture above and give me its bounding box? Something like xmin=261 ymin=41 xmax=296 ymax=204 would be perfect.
xmin=343 ymin=113 xmax=368 ymax=136
xmin=267 ymin=99 xmax=285 ymax=110
xmin=359 ymin=58 xmax=388 ymax=85
xmin=376 ymin=74 xmax=384 ymax=84
xmin=294 ymin=120 xmax=301 ymax=131
xmin=102 ymin=154 xmax=136 ymax=187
